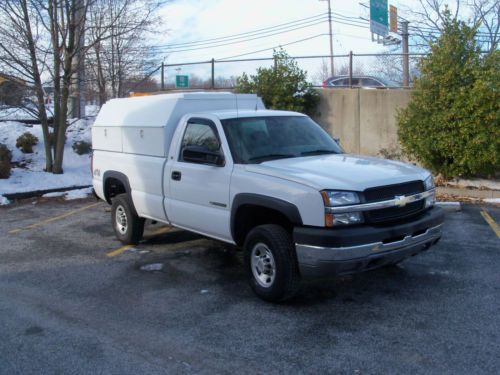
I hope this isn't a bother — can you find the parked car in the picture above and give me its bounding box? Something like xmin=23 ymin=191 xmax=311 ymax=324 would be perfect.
xmin=323 ymin=75 xmax=387 ymax=88
xmin=92 ymin=92 xmax=443 ymax=302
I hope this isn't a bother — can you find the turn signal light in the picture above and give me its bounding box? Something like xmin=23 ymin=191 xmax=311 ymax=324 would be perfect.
xmin=325 ymin=213 xmax=335 ymax=227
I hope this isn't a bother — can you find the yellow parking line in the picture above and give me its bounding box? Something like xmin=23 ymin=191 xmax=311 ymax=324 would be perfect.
xmin=8 ymin=202 xmax=101 ymax=235
xmin=481 ymin=210 xmax=500 ymax=239
xmin=106 ymin=245 xmax=134 ymax=258
xmin=106 ymin=226 xmax=174 ymax=258
xmin=145 ymin=226 xmax=174 ymax=238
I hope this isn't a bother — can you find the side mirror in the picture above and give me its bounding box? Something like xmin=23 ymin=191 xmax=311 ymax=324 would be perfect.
xmin=182 ymin=146 xmax=225 ymax=166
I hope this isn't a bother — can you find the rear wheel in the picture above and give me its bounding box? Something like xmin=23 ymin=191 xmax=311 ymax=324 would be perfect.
xmin=111 ymin=194 xmax=145 ymax=245
xmin=244 ymin=224 xmax=300 ymax=302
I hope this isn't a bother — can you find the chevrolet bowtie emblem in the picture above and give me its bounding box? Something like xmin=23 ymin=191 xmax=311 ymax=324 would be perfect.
xmin=394 ymin=195 xmax=409 ymax=207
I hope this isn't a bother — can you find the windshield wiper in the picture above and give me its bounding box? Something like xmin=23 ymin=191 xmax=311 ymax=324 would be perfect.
xmin=300 ymin=149 xmax=338 ymax=156
xmin=248 ymin=154 xmax=296 ymax=163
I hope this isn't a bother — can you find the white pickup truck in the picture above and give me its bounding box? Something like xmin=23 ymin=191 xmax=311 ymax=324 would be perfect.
xmin=92 ymin=92 xmax=444 ymax=302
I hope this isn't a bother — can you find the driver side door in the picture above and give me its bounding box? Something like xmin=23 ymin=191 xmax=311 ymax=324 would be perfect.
xmin=168 ymin=117 xmax=233 ymax=242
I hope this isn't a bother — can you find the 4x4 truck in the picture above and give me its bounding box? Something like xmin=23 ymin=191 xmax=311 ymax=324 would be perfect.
xmin=92 ymin=92 xmax=444 ymax=302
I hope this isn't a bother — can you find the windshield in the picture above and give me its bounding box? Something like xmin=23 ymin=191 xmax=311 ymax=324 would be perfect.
xmin=221 ymin=116 xmax=343 ymax=164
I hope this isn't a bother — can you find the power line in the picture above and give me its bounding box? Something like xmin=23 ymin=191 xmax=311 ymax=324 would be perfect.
xmin=151 ymin=17 xmax=370 ymax=56
xmin=107 ymin=12 xmax=374 ymax=62
xmin=151 ymin=20 xmax=328 ymax=54
xmin=217 ymin=34 xmax=328 ymax=60
xmin=148 ymin=13 xmax=370 ymax=54
xmin=152 ymin=12 xmax=328 ymax=49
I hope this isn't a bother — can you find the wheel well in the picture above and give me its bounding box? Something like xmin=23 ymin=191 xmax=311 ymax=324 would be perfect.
xmin=104 ymin=177 xmax=127 ymax=203
xmin=233 ymin=205 xmax=293 ymax=247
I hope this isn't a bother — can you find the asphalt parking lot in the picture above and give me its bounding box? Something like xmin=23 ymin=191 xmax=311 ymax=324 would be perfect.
xmin=0 ymin=197 xmax=499 ymax=374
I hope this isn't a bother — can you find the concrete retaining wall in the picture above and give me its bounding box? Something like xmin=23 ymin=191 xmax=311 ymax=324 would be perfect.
xmin=313 ymin=89 xmax=412 ymax=156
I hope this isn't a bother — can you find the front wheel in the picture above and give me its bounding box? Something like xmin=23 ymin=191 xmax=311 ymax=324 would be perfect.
xmin=111 ymin=194 xmax=145 ymax=245
xmin=244 ymin=224 xmax=300 ymax=302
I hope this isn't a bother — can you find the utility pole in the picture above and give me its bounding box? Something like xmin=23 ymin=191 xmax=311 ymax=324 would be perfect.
xmin=401 ymin=20 xmax=409 ymax=87
xmin=320 ymin=0 xmax=334 ymax=76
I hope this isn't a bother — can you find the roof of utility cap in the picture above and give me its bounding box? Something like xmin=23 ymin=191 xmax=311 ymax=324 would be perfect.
xmin=205 ymin=109 xmax=307 ymax=120
xmin=93 ymin=92 xmax=265 ymax=128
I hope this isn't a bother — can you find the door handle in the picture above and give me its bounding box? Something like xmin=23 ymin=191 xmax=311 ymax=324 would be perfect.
xmin=171 ymin=171 xmax=181 ymax=181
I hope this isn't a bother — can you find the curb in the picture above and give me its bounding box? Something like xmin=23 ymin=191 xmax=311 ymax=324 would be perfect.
xmin=435 ymin=201 xmax=461 ymax=211
xmin=437 ymin=186 xmax=500 ymax=199
xmin=3 ymin=185 xmax=92 ymax=201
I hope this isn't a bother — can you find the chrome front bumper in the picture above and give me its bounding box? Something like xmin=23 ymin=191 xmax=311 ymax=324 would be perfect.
xmin=295 ymin=223 xmax=443 ymax=279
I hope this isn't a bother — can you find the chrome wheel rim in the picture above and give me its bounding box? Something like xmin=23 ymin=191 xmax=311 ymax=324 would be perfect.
xmin=251 ymin=242 xmax=276 ymax=288
xmin=115 ymin=205 xmax=128 ymax=234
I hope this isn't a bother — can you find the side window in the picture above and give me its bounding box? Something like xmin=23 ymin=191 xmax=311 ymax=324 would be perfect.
xmin=350 ymin=78 xmax=360 ymax=86
xmin=362 ymin=78 xmax=384 ymax=87
xmin=332 ymin=78 xmax=349 ymax=86
xmin=180 ymin=118 xmax=221 ymax=162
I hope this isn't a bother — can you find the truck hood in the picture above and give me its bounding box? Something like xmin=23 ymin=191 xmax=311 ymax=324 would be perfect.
xmin=244 ymin=154 xmax=430 ymax=191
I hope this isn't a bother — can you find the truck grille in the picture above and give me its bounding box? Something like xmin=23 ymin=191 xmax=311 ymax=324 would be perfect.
xmin=363 ymin=181 xmax=425 ymax=224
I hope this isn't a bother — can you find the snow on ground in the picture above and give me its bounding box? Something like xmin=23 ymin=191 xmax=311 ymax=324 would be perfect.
xmin=0 ymin=105 xmax=54 ymax=121
xmin=0 ymin=116 xmax=94 ymax=203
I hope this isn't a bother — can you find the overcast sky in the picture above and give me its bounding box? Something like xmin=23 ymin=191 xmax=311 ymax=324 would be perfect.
xmin=155 ymin=0 xmax=414 ymax=83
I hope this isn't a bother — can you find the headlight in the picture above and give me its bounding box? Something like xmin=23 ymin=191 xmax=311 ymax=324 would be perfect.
xmin=321 ymin=190 xmax=363 ymax=226
xmin=424 ymin=175 xmax=435 ymax=190
xmin=423 ymin=175 xmax=436 ymax=208
xmin=321 ymin=191 xmax=360 ymax=206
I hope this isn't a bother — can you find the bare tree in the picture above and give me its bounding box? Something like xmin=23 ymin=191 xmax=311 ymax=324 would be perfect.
xmin=0 ymin=0 xmax=167 ymax=173
xmin=43 ymin=0 xmax=92 ymax=173
xmin=375 ymin=54 xmax=421 ymax=86
xmin=470 ymin=0 xmax=500 ymax=51
xmin=86 ymin=0 xmax=165 ymax=104
xmin=311 ymin=58 xmax=330 ymax=85
xmin=404 ymin=0 xmax=499 ymax=52
xmin=0 ymin=0 xmax=54 ymax=171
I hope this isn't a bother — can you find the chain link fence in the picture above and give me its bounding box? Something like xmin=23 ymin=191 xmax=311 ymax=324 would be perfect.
xmin=138 ymin=52 xmax=428 ymax=94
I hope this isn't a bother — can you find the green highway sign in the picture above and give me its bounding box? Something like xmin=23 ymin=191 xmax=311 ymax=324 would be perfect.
xmin=370 ymin=0 xmax=388 ymax=37
xmin=175 ymin=75 xmax=189 ymax=88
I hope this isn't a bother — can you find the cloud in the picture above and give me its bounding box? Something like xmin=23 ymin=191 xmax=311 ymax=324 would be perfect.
xmin=156 ymin=0 xmax=397 ymax=83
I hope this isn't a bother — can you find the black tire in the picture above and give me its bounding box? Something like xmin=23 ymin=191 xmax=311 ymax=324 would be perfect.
xmin=111 ymin=194 xmax=145 ymax=245
xmin=244 ymin=224 xmax=300 ymax=302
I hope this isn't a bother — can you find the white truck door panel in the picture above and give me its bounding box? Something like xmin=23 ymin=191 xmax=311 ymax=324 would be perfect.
xmin=167 ymin=117 xmax=233 ymax=242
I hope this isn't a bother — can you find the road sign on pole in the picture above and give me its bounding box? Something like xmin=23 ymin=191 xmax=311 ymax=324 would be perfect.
xmin=370 ymin=0 xmax=388 ymax=37
xmin=175 ymin=75 xmax=189 ymax=88
xmin=390 ymin=5 xmax=398 ymax=33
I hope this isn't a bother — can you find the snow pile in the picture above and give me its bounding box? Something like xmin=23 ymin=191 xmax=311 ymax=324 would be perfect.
xmin=42 ymin=187 xmax=93 ymax=200
xmin=484 ymin=198 xmax=500 ymax=204
xmin=85 ymin=105 xmax=100 ymax=117
xmin=0 ymin=196 xmax=9 ymax=206
xmin=0 ymin=117 xmax=94 ymax=202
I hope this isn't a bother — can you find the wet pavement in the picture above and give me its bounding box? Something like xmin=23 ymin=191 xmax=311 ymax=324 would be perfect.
xmin=0 ymin=197 xmax=499 ymax=374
